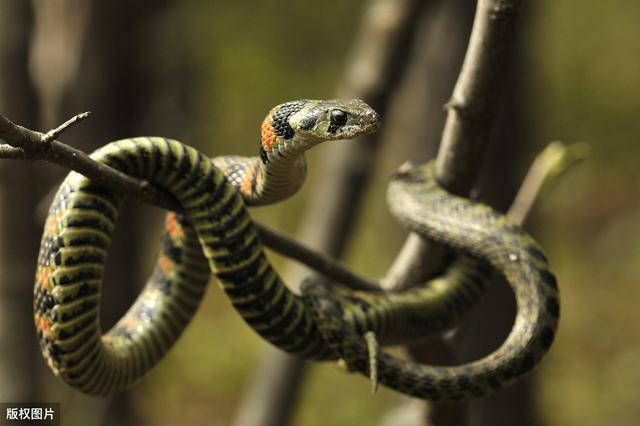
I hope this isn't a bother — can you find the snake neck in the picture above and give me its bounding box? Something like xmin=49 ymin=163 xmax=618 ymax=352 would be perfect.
xmin=213 ymin=109 xmax=317 ymax=206
xmin=251 ymin=103 xmax=319 ymax=206
xmin=254 ymin=149 xmax=308 ymax=206
xmin=215 ymin=99 xmax=380 ymax=206
xmin=211 ymin=149 xmax=308 ymax=207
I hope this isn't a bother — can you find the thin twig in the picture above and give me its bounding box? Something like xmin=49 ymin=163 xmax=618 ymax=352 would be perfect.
xmin=508 ymin=142 xmax=587 ymax=225
xmin=0 ymin=111 xmax=379 ymax=291
xmin=258 ymin=225 xmax=379 ymax=291
xmin=40 ymin=111 xmax=91 ymax=144
xmin=507 ymin=141 xmax=589 ymax=223
xmin=0 ymin=112 xmax=166 ymax=207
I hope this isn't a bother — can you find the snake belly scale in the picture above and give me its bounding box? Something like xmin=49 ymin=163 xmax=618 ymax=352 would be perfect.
xmin=34 ymin=99 xmax=558 ymax=399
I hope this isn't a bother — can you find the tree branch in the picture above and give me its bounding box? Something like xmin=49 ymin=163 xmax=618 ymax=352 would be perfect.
xmin=257 ymin=225 xmax=379 ymax=291
xmin=0 ymin=145 xmax=25 ymax=158
xmin=436 ymin=0 xmax=523 ymax=194
xmin=383 ymin=0 xmax=524 ymax=292
xmin=507 ymin=141 xmax=589 ymax=223
xmin=0 ymin=111 xmax=380 ymax=292
xmin=380 ymin=1 xmax=524 ymax=425
xmin=381 ymin=140 xmax=585 ymax=425
xmin=0 ymin=112 xmax=166 ymax=207
xmin=40 ymin=111 xmax=91 ymax=143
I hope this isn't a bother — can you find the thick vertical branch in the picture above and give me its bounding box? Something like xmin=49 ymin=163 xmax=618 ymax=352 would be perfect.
xmin=385 ymin=0 xmax=523 ymax=290
xmin=436 ymin=0 xmax=522 ymax=194
xmin=381 ymin=1 xmax=525 ymax=425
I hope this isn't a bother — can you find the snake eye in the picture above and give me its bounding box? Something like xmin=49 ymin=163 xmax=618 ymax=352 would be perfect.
xmin=329 ymin=109 xmax=348 ymax=127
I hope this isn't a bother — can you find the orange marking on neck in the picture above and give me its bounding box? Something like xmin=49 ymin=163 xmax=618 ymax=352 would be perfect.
xmin=260 ymin=111 xmax=278 ymax=151
xmin=241 ymin=162 xmax=256 ymax=194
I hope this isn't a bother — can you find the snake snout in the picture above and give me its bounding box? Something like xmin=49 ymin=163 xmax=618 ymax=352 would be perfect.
xmin=362 ymin=110 xmax=381 ymax=130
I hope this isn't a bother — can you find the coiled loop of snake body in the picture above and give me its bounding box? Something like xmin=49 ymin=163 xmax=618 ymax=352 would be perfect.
xmin=303 ymin=163 xmax=559 ymax=400
xmin=34 ymin=99 xmax=558 ymax=399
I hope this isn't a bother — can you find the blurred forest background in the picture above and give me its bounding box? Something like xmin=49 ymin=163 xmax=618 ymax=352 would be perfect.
xmin=0 ymin=0 xmax=639 ymax=425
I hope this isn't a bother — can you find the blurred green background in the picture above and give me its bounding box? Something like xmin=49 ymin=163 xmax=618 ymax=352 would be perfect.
xmin=0 ymin=0 xmax=638 ymax=425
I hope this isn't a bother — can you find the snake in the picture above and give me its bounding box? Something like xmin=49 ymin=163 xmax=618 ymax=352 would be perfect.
xmin=33 ymin=98 xmax=558 ymax=399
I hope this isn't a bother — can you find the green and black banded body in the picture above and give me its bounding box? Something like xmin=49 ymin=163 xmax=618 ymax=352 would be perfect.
xmin=326 ymin=256 xmax=492 ymax=345
xmin=33 ymin=98 xmax=558 ymax=400
xmin=303 ymin=162 xmax=559 ymax=400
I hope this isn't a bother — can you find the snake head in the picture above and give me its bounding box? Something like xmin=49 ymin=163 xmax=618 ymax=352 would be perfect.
xmin=259 ymin=99 xmax=380 ymax=166
xmin=263 ymin=99 xmax=380 ymax=151
xmin=289 ymin=99 xmax=380 ymax=143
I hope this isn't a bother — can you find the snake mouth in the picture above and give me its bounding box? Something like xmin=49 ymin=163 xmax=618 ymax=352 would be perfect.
xmin=339 ymin=124 xmax=379 ymax=138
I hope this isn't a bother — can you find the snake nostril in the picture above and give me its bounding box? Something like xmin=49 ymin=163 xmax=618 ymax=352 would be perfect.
xmin=366 ymin=111 xmax=381 ymax=129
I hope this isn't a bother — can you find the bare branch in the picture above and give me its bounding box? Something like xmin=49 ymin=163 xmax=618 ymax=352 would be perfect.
xmin=507 ymin=141 xmax=589 ymax=223
xmin=40 ymin=111 xmax=91 ymax=144
xmin=0 ymin=144 xmax=25 ymax=159
xmin=0 ymin=112 xmax=167 ymax=208
xmin=436 ymin=0 xmax=523 ymax=194
xmin=0 ymin=111 xmax=378 ymax=292
xmin=257 ymin=225 xmax=379 ymax=291
xmin=381 ymin=140 xmax=587 ymax=425
xmin=381 ymin=1 xmax=524 ymax=425
xmin=384 ymin=0 xmax=524 ymax=292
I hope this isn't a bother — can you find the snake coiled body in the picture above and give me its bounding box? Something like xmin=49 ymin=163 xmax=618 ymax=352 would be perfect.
xmin=34 ymin=99 xmax=558 ymax=399
xmin=303 ymin=163 xmax=559 ymax=400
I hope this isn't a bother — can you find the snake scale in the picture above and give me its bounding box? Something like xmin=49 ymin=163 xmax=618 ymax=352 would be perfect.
xmin=33 ymin=99 xmax=558 ymax=399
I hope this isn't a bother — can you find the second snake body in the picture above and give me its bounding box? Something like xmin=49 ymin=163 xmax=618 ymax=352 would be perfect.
xmin=34 ymin=99 xmax=558 ymax=399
